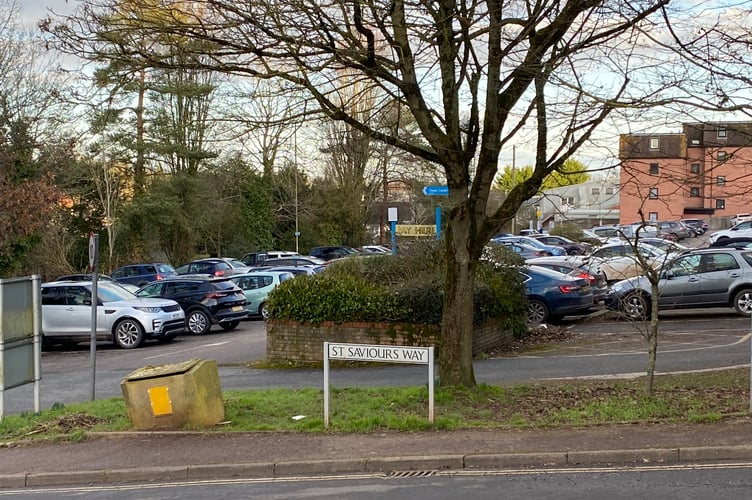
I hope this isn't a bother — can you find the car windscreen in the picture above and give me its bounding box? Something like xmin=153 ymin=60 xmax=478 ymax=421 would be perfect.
xmin=98 ymin=282 xmax=136 ymax=302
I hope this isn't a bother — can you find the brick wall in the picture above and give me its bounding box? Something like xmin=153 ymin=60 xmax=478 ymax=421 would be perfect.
xmin=266 ymin=319 xmax=513 ymax=363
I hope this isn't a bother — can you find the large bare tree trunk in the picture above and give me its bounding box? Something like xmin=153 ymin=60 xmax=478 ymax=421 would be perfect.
xmin=438 ymin=211 xmax=477 ymax=387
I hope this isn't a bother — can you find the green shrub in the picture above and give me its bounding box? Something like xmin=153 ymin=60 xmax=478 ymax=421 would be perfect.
xmin=267 ymin=240 xmax=527 ymax=332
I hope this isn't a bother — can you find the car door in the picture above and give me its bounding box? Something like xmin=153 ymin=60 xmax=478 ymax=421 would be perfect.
xmin=236 ymin=275 xmax=274 ymax=314
xmin=657 ymin=253 xmax=701 ymax=308
xmin=696 ymin=252 xmax=742 ymax=305
xmin=42 ymin=285 xmax=107 ymax=337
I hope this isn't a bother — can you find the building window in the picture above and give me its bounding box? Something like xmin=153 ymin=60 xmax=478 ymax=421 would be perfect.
xmin=605 ymin=187 xmax=614 ymax=195
xmin=689 ymin=187 xmax=700 ymax=197
xmin=716 ymin=198 xmax=726 ymax=209
xmin=591 ymin=188 xmax=600 ymax=195
xmin=565 ymin=196 xmax=575 ymax=205
xmin=649 ymin=163 xmax=659 ymax=175
xmin=718 ymin=127 xmax=727 ymax=138
xmin=649 ymin=188 xmax=658 ymax=199
xmin=690 ymin=163 xmax=700 ymax=174
xmin=649 ymin=138 xmax=659 ymax=150
xmin=649 ymin=212 xmax=658 ymax=221
xmin=717 ymin=151 xmax=727 ymax=162
xmin=717 ymin=176 xmax=726 ymax=186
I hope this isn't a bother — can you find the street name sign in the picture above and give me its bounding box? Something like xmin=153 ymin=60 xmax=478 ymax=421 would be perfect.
xmin=422 ymin=185 xmax=448 ymax=196
xmin=323 ymin=342 xmax=434 ymax=428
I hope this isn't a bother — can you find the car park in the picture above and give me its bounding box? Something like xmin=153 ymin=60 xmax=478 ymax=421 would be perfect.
xmin=175 ymin=257 xmax=250 ymax=277
xmin=521 ymin=265 xmax=594 ymax=324
xmin=230 ymin=271 xmax=295 ymax=319
xmin=40 ymin=280 xmax=185 ymax=349
xmin=605 ymin=247 xmax=752 ymax=319
xmin=110 ymin=262 xmax=177 ymax=287
xmin=708 ymin=220 xmax=752 ymax=244
xmin=136 ymin=276 xmax=248 ymax=335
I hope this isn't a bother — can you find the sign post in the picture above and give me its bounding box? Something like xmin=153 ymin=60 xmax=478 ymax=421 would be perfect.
xmin=323 ymin=342 xmax=434 ymax=429
xmin=388 ymin=207 xmax=398 ymax=254
xmin=88 ymin=232 xmax=98 ymax=401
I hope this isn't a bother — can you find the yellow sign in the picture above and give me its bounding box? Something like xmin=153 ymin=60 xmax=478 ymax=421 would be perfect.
xmin=396 ymin=225 xmax=436 ymax=237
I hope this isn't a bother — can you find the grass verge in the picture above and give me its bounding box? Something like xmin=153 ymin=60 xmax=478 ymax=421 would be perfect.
xmin=0 ymin=368 xmax=748 ymax=444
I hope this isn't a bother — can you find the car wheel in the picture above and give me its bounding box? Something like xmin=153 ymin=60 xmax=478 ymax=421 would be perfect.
xmin=113 ymin=319 xmax=145 ymax=349
xmin=620 ymin=291 xmax=649 ymax=320
xmin=527 ymin=299 xmax=549 ymax=324
xmin=187 ymin=309 xmax=211 ymax=335
xmin=221 ymin=320 xmax=240 ymax=331
xmin=733 ymin=289 xmax=752 ymax=315
xmin=260 ymin=302 xmax=270 ymax=320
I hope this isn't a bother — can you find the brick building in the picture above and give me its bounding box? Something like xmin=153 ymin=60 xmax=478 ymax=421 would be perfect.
xmin=619 ymin=122 xmax=752 ymax=226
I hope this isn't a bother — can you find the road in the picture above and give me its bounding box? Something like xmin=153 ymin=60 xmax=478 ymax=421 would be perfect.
xmin=2 ymin=311 xmax=751 ymax=416
xmin=3 ymin=462 xmax=752 ymax=499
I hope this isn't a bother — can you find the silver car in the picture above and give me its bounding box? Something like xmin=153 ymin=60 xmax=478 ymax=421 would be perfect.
xmin=41 ymin=280 xmax=186 ymax=349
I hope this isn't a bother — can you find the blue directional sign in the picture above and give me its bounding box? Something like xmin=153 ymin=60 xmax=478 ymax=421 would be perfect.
xmin=422 ymin=185 xmax=448 ymax=196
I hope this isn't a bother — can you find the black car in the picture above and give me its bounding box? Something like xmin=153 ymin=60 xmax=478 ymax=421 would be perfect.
xmin=308 ymin=246 xmax=358 ymax=261
xmin=708 ymin=237 xmax=752 ymax=248
xmin=136 ymin=276 xmax=248 ymax=335
xmin=110 ymin=262 xmax=177 ymax=287
xmin=174 ymin=258 xmax=250 ymax=277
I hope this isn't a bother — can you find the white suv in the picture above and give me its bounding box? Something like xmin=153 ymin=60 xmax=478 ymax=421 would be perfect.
xmin=709 ymin=221 xmax=752 ymax=244
xmin=41 ymin=281 xmax=186 ymax=349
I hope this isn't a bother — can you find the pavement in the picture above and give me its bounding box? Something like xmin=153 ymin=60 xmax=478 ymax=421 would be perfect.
xmin=2 ymin=418 xmax=752 ymax=488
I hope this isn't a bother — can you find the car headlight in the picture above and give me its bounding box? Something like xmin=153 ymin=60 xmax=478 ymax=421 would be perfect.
xmin=134 ymin=306 xmax=162 ymax=313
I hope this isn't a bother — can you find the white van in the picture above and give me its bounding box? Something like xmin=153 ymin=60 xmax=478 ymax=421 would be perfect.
xmin=731 ymin=214 xmax=752 ymax=226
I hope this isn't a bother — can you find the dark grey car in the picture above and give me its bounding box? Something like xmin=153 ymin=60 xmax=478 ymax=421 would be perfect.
xmin=605 ymin=247 xmax=752 ymax=319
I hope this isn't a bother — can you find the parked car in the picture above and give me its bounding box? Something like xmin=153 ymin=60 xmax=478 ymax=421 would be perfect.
xmin=655 ymin=220 xmax=691 ymax=241
xmin=265 ymin=265 xmax=325 ymax=276
xmin=731 ymin=213 xmax=752 ymax=226
xmin=135 ymin=276 xmax=248 ymax=335
xmin=240 ymin=250 xmax=300 ymax=267
xmin=40 ymin=280 xmax=185 ymax=349
xmin=174 ymin=258 xmax=250 ymax=277
xmin=357 ymin=245 xmax=392 ymax=254
xmin=308 ymin=246 xmax=359 ymax=261
xmin=55 ymin=273 xmax=140 ymax=292
xmin=638 ymin=238 xmax=690 ymax=254
xmin=521 ymin=265 xmax=594 ymax=324
xmin=526 ymin=257 xmax=608 ymax=304
xmin=708 ymin=220 xmax=752 ymax=244
xmin=581 ymin=228 xmax=621 ymax=245
xmin=230 ymin=271 xmax=295 ymax=319
xmin=494 ymin=241 xmax=554 ymax=259
xmin=708 ymin=237 xmax=752 ymax=248
xmin=110 ymin=262 xmax=177 ymax=287
xmin=680 ymin=218 xmax=708 ymax=235
xmin=260 ymin=256 xmax=327 ymax=267
xmin=491 ymin=235 xmax=567 ymax=256
xmin=589 ymin=242 xmax=676 ymax=283
xmin=530 ymin=234 xmax=592 ymax=255
xmin=605 ymin=247 xmax=752 ymax=319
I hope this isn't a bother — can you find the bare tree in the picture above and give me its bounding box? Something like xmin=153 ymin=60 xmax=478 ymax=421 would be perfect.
xmin=45 ymin=0 xmax=750 ymax=386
